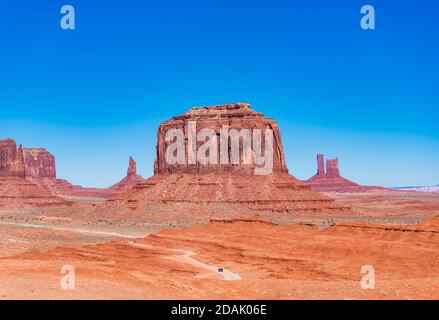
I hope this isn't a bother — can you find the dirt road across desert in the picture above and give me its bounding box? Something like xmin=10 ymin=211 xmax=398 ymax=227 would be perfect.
xmin=1 ymin=210 xmax=439 ymax=299
xmin=130 ymin=241 xmax=242 ymax=281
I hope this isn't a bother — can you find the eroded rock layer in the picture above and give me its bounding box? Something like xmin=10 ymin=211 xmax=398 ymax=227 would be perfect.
xmin=154 ymin=102 xmax=288 ymax=175
xmin=109 ymin=172 xmax=350 ymax=216
xmin=0 ymin=177 xmax=71 ymax=208
xmin=23 ymin=148 xmax=56 ymax=178
xmin=0 ymin=139 xmax=71 ymax=208
xmin=0 ymin=139 xmax=25 ymax=178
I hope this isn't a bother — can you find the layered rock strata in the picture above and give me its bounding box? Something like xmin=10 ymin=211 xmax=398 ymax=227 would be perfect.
xmin=0 ymin=139 xmax=70 ymax=208
xmin=108 ymin=103 xmax=351 ymax=218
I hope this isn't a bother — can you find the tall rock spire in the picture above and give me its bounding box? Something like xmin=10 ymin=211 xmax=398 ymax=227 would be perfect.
xmin=127 ymin=157 xmax=137 ymax=176
xmin=16 ymin=144 xmax=26 ymax=178
xmin=317 ymin=154 xmax=325 ymax=176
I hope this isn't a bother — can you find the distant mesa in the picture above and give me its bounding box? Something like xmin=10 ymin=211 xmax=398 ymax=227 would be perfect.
xmin=107 ymin=103 xmax=351 ymax=219
xmin=306 ymin=154 xmax=384 ymax=193
xmin=25 ymin=149 xmax=144 ymax=200
xmin=1 ymin=138 xmax=144 ymax=207
xmin=0 ymin=138 xmax=70 ymax=208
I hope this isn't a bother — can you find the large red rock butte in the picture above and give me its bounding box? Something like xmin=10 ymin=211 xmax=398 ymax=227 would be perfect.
xmin=0 ymin=139 xmax=70 ymax=208
xmin=306 ymin=154 xmax=384 ymax=192
xmin=109 ymin=103 xmax=351 ymax=219
xmin=154 ymin=102 xmax=288 ymax=175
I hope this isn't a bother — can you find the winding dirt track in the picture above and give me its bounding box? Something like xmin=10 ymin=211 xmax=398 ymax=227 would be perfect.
xmin=0 ymin=221 xmax=242 ymax=282
xmin=129 ymin=241 xmax=242 ymax=281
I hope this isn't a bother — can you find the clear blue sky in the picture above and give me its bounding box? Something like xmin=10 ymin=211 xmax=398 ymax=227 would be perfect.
xmin=1 ymin=0 xmax=438 ymax=188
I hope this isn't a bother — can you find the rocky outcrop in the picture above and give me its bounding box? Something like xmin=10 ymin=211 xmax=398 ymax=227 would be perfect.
xmin=20 ymin=146 xmax=110 ymax=200
xmin=326 ymin=158 xmax=340 ymax=177
xmin=306 ymin=154 xmax=384 ymax=192
xmin=0 ymin=139 xmax=71 ymax=208
xmin=106 ymin=157 xmax=145 ymax=194
xmin=26 ymin=154 xmax=145 ymax=201
xmin=0 ymin=139 xmax=25 ymax=178
xmin=0 ymin=177 xmax=72 ymax=208
xmin=107 ymin=103 xmax=351 ymax=219
xmin=23 ymin=148 xmax=56 ymax=178
xmin=154 ymin=102 xmax=288 ymax=175
xmin=317 ymin=153 xmax=325 ymax=176
xmin=127 ymin=157 xmax=137 ymax=176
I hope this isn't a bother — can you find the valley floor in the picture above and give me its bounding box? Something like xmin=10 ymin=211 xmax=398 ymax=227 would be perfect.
xmin=0 ymin=190 xmax=439 ymax=300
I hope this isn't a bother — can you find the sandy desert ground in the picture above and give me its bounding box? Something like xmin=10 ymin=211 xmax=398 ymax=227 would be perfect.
xmin=0 ymin=190 xmax=438 ymax=300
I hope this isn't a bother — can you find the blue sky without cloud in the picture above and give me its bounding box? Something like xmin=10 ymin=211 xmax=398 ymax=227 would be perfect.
xmin=0 ymin=0 xmax=438 ymax=187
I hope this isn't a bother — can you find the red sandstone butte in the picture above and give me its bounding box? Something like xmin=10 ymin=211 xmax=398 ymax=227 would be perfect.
xmin=154 ymin=102 xmax=288 ymax=175
xmin=306 ymin=154 xmax=384 ymax=193
xmin=23 ymin=148 xmax=56 ymax=178
xmin=0 ymin=139 xmax=70 ymax=208
xmin=108 ymin=103 xmax=351 ymax=218
xmin=0 ymin=139 xmax=25 ymax=178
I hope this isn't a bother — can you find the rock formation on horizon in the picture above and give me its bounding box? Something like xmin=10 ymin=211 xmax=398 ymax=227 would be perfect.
xmin=107 ymin=103 xmax=351 ymax=220
xmin=127 ymin=157 xmax=137 ymax=176
xmin=106 ymin=157 xmax=145 ymax=193
xmin=23 ymin=148 xmax=56 ymax=178
xmin=154 ymin=102 xmax=288 ymax=175
xmin=306 ymin=154 xmax=384 ymax=192
xmin=0 ymin=139 xmax=25 ymax=178
xmin=23 ymin=148 xmax=143 ymax=201
xmin=0 ymin=138 xmax=70 ymax=208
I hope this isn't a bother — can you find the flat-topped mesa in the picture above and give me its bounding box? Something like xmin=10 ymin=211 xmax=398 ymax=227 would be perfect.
xmin=154 ymin=102 xmax=288 ymax=175
xmin=183 ymin=102 xmax=256 ymax=118
xmin=0 ymin=138 xmax=72 ymax=208
xmin=0 ymin=139 xmax=25 ymax=178
xmin=23 ymin=148 xmax=56 ymax=178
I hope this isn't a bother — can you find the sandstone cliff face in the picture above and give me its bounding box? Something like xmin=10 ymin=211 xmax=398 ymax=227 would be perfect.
xmin=108 ymin=103 xmax=351 ymax=218
xmin=0 ymin=139 xmax=71 ymax=208
xmin=23 ymin=148 xmax=56 ymax=178
xmin=0 ymin=139 xmax=25 ymax=178
xmin=154 ymin=103 xmax=288 ymax=175
xmin=317 ymin=153 xmax=325 ymax=176
xmin=326 ymin=158 xmax=340 ymax=177
xmin=306 ymin=154 xmax=384 ymax=192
